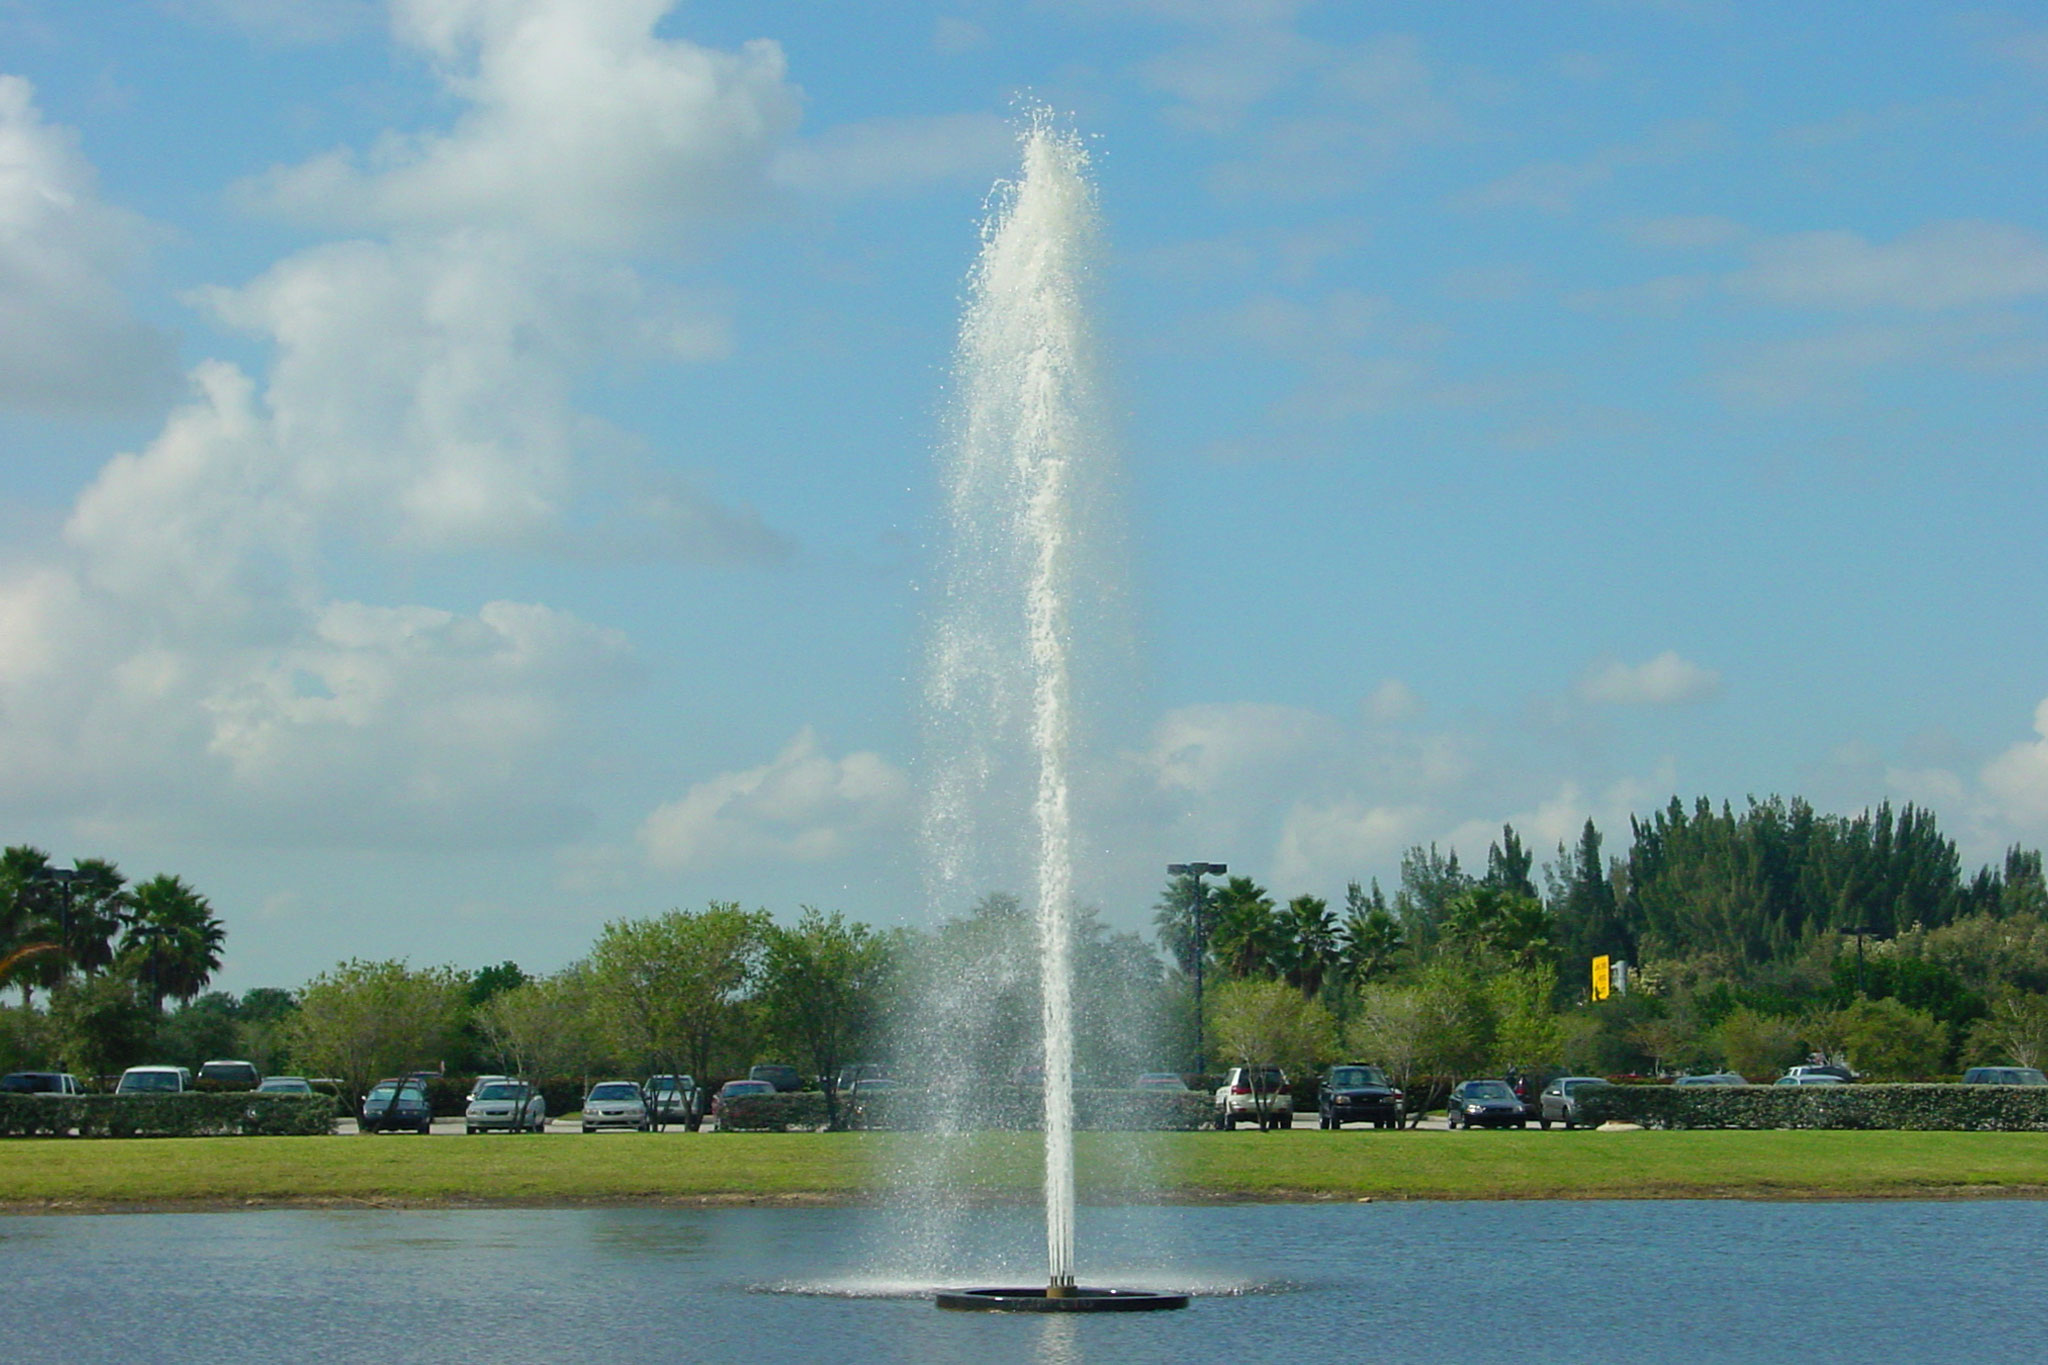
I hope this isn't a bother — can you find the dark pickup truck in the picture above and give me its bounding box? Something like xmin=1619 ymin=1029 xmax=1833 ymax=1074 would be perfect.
xmin=1318 ymin=1064 xmax=1403 ymax=1129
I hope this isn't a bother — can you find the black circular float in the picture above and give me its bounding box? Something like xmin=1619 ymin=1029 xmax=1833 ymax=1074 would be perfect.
xmin=935 ymin=1287 xmax=1189 ymax=1313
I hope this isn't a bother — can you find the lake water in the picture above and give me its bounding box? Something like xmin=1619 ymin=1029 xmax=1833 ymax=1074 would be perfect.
xmin=3 ymin=1200 xmax=2040 ymax=1363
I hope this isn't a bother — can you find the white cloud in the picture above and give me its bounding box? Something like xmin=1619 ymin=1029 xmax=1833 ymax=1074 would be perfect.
xmin=1578 ymin=651 xmax=1722 ymax=707
xmin=1460 ymin=118 xmax=1719 ymax=216
xmin=1982 ymin=699 xmax=2048 ymax=829
xmin=0 ymin=76 xmax=175 ymax=416
xmin=243 ymin=0 xmax=800 ymax=250
xmin=1731 ymin=221 xmax=2048 ymax=311
xmin=638 ymin=729 xmax=911 ymax=870
xmin=1363 ymin=679 xmax=1422 ymax=724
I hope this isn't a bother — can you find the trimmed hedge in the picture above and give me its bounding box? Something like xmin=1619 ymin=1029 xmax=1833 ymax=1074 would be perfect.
xmin=0 ymin=1093 xmax=337 ymax=1138
xmin=1577 ymin=1083 xmax=2048 ymax=1131
xmin=838 ymin=1086 xmax=1213 ymax=1133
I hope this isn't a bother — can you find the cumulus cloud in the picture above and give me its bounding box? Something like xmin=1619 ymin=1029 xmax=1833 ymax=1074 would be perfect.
xmin=0 ymin=76 xmax=176 ymax=416
xmin=1982 ymin=699 xmax=2048 ymax=829
xmin=1577 ymin=651 xmax=1722 ymax=707
xmin=1730 ymin=221 xmax=2048 ymax=311
xmin=244 ymin=0 xmax=801 ymax=250
xmin=638 ymin=729 xmax=910 ymax=870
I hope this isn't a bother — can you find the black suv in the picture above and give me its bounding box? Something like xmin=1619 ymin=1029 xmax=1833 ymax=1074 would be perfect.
xmin=1318 ymin=1064 xmax=1403 ymax=1130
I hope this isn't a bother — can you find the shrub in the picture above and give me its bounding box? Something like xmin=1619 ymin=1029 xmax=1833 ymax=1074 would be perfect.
xmin=842 ymin=1086 xmax=1212 ymax=1132
xmin=1577 ymin=1083 xmax=2048 ymax=1131
xmin=0 ymin=1093 xmax=336 ymax=1138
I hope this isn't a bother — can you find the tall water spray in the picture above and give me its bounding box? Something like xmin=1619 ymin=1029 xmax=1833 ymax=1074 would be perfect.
xmin=922 ymin=116 xmax=1102 ymax=1295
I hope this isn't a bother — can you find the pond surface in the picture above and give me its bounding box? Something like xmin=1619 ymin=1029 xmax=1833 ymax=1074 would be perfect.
xmin=3 ymin=1200 xmax=2039 ymax=1363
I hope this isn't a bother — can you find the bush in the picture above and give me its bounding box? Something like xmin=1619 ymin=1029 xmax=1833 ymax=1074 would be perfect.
xmin=842 ymin=1086 xmax=1212 ymax=1132
xmin=1577 ymin=1083 xmax=2048 ymax=1131
xmin=0 ymin=1093 xmax=336 ymax=1138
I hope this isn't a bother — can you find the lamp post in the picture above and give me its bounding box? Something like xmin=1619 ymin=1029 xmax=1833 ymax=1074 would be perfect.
xmin=1841 ymin=924 xmax=1877 ymax=997
xmin=30 ymin=865 xmax=79 ymax=967
xmin=1167 ymin=861 xmax=1227 ymax=1073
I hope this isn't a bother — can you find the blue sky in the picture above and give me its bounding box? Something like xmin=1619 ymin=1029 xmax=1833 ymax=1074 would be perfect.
xmin=2 ymin=0 xmax=2045 ymax=991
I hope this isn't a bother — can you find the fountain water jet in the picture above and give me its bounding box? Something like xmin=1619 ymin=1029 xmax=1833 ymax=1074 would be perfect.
xmin=918 ymin=113 xmax=1184 ymax=1314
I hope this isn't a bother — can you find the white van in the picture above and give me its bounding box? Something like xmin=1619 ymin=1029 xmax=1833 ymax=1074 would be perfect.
xmin=115 ymin=1065 xmax=192 ymax=1094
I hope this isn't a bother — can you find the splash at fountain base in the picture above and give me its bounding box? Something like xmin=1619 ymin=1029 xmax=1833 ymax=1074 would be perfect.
xmin=934 ymin=1286 xmax=1189 ymax=1313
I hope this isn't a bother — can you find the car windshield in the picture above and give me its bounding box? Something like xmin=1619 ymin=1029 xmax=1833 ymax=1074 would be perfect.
xmin=1563 ymin=1079 xmax=1604 ymax=1094
xmin=121 ymin=1072 xmax=179 ymax=1092
xmin=258 ymin=1078 xmax=311 ymax=1093
xmin=1466 ymin=1081 xmax=1514 ymax=1099
xmin=367 ymin=1083 xmax=397 ymax=1100
xmin=724 ymin=1081 xmax=772 ymax=1095
xmin=589 ymin=1083 xmax=639 ymax=1101
xmin=1970 ymin=1068 xmax=2047 ymax=1084
xmin=476 ymin=1083 xmax=522 ymax=1100
xmin=1330 ymin=1067 xmax=1387 ymax=1087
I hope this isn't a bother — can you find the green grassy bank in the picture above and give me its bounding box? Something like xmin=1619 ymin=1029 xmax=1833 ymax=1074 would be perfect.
xmin=9 ymin=1128 xmax=2048 ymax=1211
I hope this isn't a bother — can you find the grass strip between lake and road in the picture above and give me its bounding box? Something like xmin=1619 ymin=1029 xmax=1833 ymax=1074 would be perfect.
xmin=10 ymin=1128 xmax=2048 ymax=1212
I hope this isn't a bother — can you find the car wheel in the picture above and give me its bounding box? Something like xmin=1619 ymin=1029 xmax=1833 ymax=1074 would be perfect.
xmin=1446 ymin=1111 xmax=1458 ymax=1129
xmin=1539 ymin=1118 xmax=1551 ymax=1130
xmin=582 ymin=1123 xmax=594 ymax=1134
xmin=466 ymin=1125 xmax=476 ymax=1135
xmin=1221 ymin=1112 xmax=1236 ymax=1131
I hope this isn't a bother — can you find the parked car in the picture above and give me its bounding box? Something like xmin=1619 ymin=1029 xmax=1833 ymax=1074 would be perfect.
xmin=1213 ymin=1065 xmax=1291 ymax=1130
xmin=467 ymin=1075 xmax=512 ymax=1101
xmin=196 ymin=1059 xmax=261 ymax=1089
xmin=711 ymin=1078 xmax=775 ymax=1128
xmin=748 ymin=1064 xmax=802 ymax=1093
xmin=581 ymin=1081 xmax=650 ymax=1133
xmin=1447 ymin=1078 xmax=1527 ymax=1129
xmin=360 ymin=1077 xmax=433 ymax=1133
xmin=1774 ymin=1073 xmax=1845 ymax=1087
xmin=1135 ymin=1072 xmax=1190 ymax=1091
xmin=1786 ymin=1063 xmax=1853 ymax=1082
xmin=255 ymin=1076 xmax=314 ymax=1095
xmin=2 ymin=1071 xmax=84 ymax=1095
xmin=1673 ymin=1072 xmax=1749 ymax=1086
xmin=115 ymin=1065 xmax=191 ymax=1095
xmin=836 ymin=1062 xmax=889 ymax=1091
xmin=466 ymin=1079 xmax=547 ymax=1133
xmin=1537 ymin=1076 xmax=1610 ymax=1129
xmin=1962 ymin=1066 xmax=2048 ymax=1085
xmin=1318 ymin=1064 xmax=1403 ymax=1130
xmin=644 ymin=1074 xmax=698 ymax=1127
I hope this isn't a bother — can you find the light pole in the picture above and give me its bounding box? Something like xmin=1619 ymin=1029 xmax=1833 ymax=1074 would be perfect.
xmin=30 ymin=865 xmax=79 ymax=967
xmin=1167 ymin=861 xmax=1226 ymax=1073
xmin=1842 ymin=923 xmax=1877 ymax=997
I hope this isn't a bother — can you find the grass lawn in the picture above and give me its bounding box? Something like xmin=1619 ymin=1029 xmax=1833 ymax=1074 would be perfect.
xmin=8 ymin=1127 xmax=2048 ymax=1211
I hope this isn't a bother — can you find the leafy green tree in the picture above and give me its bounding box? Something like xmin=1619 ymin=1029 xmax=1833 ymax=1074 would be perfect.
xmin=1394 ymin=843 xmax=1469 ymax=951
xmin=1487 ymin=964 xmax=1565 ymax=1072
xmin=49 ymin=972 xmax=156 ymax=1083
xmin=291 ymin=959 xmax=468 ymax=1101
xmin=588 ymin=903 xmax=769 ymax=1082
xmin=759 ymin=908 xmax=893 ymax=1122
xmin=1967 ymin=993 xmax=2048 ymax=1069
xmin=474 ymin=966 xmax=599 ymax=1082
xmin=1711 ymin=1006 xmax=1803 ymax=1080
xmin=1208 ymin=976 xmax=1335 ymax=1124
xmin=120 ymin=875 xmax=225 ymax=1010
xmin=1548 ymin=819 xmax=1629 ymax=976
xmin=467 ymin=961 xmax=529 ymax=1007
xmin=1484 ymin=824 xmax=1537 ymax=899
xmin=155 ymin=991 xmax=242 ymax=1070
xmin=1338 ymin=879 xmax=1405 ymax=989
xmin=1827 ymin=997 xmax=1948 ymax=1079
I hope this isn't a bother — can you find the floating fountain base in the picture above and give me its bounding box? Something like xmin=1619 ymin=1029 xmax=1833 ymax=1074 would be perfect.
xmin=935 ymin=1287 xmax=1189 ymax=1313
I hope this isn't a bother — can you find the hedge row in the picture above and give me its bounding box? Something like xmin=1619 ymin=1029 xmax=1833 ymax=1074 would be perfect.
xmin=1577 ymin=1083 xmax=2048 ymax=1131
xmin=0 ymin=1093 xmax=337 ymax=1138
xmin=830 ymin=1087 xmax=1214 ymax=1133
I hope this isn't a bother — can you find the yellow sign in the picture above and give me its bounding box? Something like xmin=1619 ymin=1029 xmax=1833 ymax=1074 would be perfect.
xmin=1592 ymin=955 xmax=1611 ymax=1002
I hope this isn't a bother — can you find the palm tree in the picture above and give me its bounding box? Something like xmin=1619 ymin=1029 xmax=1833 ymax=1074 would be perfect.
xmin=120 ymin=875 xmax=226 ymax=1010
xmin=1210 ymin=876 xmax=1283 ymax=980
